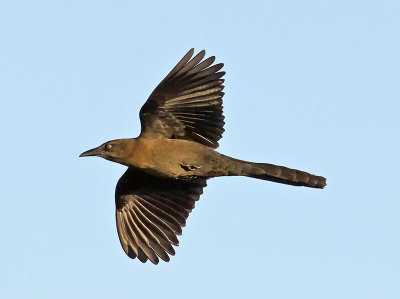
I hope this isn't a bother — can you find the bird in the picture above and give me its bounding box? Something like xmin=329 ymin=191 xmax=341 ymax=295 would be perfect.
xmin=80 ymin=48 xmax=326 ymax=264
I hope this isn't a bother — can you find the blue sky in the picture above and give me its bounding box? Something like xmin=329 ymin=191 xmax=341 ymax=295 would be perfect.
xmin=1 ymin=1 xmax=399 ymax=298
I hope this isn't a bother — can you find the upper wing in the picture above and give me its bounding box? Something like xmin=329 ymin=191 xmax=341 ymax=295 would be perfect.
xmin=115 ymin=167 xmax=207 ymax=264
xmin=139 ymin=48 xmax=226 ymax=148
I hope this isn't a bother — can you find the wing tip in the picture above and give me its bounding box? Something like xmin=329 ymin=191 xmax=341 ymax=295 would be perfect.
xmin=187 ymin=48 xmax=195 ymax=56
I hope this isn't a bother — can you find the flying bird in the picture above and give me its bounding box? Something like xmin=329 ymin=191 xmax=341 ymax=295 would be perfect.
xmin=80 ymin=49 xmax=326 ymax=264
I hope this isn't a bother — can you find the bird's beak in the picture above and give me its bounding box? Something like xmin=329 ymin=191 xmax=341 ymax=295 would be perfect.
xmin=79 ymin=146 xmax=103 ymax=157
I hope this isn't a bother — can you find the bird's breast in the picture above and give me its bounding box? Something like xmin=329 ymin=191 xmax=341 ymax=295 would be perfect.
xmin=132 ymin=138 xmax=220 ymax=179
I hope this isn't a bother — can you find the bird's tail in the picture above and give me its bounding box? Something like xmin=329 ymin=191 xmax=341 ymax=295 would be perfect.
xmin=223 ymin=156 xmax=326 ymax=189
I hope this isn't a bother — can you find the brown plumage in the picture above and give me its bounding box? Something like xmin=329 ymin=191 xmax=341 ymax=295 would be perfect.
xmin=80 ymin=49 xmax=327 ymax=264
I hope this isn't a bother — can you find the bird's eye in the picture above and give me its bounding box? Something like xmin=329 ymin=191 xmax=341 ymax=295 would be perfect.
xmin=106 ymin=144 xmax=112 ymax=150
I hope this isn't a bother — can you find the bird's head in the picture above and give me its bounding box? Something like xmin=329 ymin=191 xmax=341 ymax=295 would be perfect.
xmin=79 ymin=139 xmax=135 ymax=165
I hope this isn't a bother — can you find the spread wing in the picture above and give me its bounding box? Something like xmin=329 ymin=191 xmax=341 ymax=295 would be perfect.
xmin=115 ymin=167 xmax=207 ymax=264
xmin=139 ymin=48 xmax=226 ymax=148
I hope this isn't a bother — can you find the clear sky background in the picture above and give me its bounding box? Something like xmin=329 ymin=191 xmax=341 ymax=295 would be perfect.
xmin=1 ymin=1 xmax=399 ymax=298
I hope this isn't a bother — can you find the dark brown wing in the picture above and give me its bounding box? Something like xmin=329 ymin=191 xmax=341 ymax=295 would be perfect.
xmin=139 ymin=48 xmax=225 ymax=148
xmin=115 ymin=167 xmax=207 ymax=264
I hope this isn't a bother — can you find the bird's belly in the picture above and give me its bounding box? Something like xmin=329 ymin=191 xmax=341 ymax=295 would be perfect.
xmin=137 ymin=139 xmax=225 ymax=179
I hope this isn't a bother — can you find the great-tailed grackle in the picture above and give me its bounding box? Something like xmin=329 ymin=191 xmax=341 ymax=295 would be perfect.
xmin=80 ymin=49 xmax=326 ymax=264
